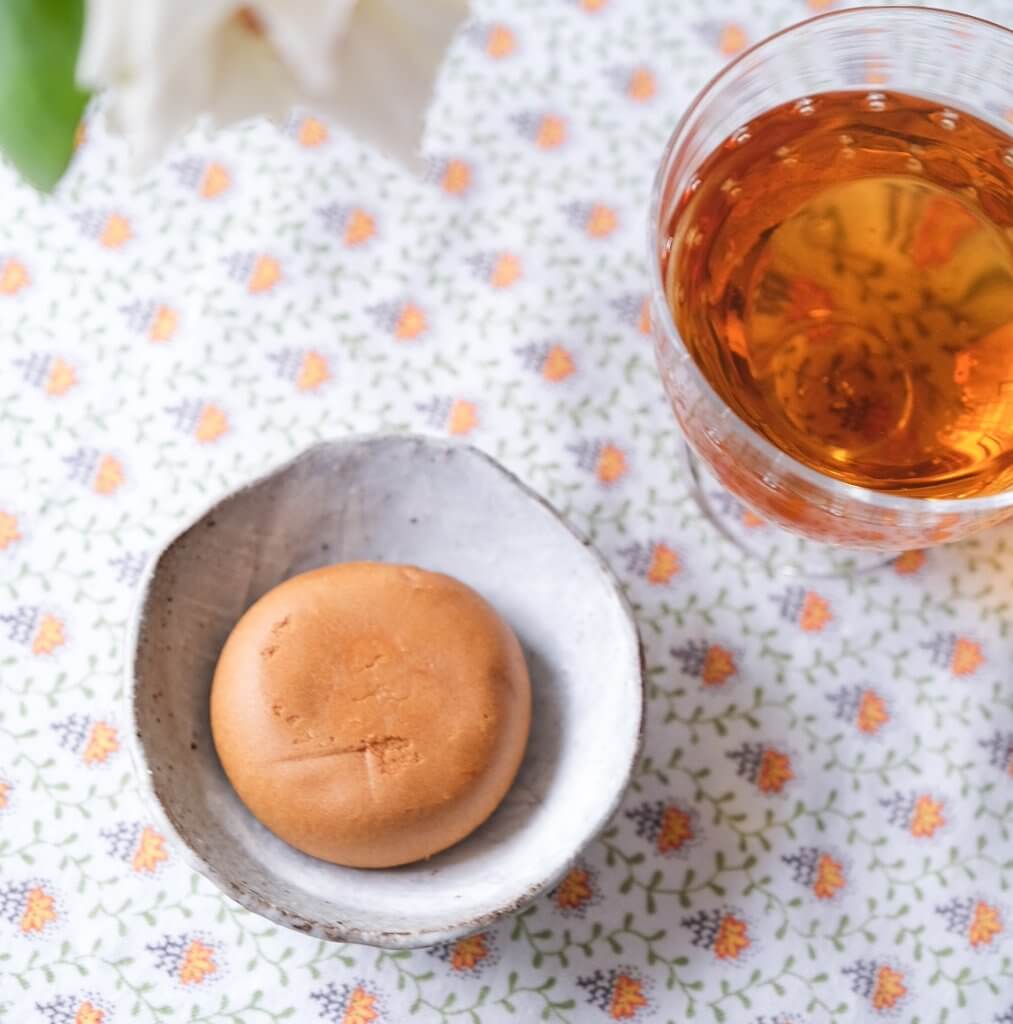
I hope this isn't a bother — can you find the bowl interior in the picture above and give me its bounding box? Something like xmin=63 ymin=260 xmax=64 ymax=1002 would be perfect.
xmin=130 ymin=436 xmax=642 ymax=945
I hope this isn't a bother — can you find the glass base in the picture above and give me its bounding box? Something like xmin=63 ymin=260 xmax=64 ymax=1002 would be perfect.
xmin=684 ymin=447 xmax=899 ymax=578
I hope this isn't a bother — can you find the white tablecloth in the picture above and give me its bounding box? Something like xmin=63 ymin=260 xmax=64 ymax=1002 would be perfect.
xmin=3 ymin=0 xmax=1013 ymax=1019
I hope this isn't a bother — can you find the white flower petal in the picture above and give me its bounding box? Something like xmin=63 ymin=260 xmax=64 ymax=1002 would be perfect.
xmin=78 ymin=0 xmax=237 ymax=88
xmin=206 ymin=20 xmax=303 ymax=127
xmin=77 ymin=0 xmax=468 ymax=173
xmin=256 ymin=0 xmax=359 ymax=94
xmin=322 ymin=0 xmax=469 ymax=168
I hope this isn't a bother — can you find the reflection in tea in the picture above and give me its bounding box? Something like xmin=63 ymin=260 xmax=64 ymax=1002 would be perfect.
xmin=664 ymin=91 xmax=1013 ymax=498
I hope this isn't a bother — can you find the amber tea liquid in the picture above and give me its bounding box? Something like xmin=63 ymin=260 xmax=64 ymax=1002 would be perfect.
xmin=664 ymin=91 xmax=1013 ymax=498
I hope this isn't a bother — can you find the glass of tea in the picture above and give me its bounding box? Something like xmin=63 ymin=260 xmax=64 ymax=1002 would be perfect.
xmin=650 ymin=6 xmax=1013 ymax=574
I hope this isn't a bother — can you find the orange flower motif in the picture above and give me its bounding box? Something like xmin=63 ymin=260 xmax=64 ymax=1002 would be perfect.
xmin=132 ymin=826 xmax=169 ymax=874
xmin=448 ymin=400 xmax=478 ymax=436
xmin=20 ymin=887 xmax=57 ymax=933
xmin=341 ymin=986 xmax=380 ymax=1024
xmin=536 ymin=115 xmax=567 ymax=149
xmin=395 ymin=304 xmax=427 ymax=341
xmin=0 ymin=511 xmax=21 ymax=550
xmin=638 ymin=297 xmax=651 ymax=335
xmin=74 ymin=1002 xmax=105 ymax=1024
xmin=928 ymin=513 xmax=960 ymax=544
xmin=297 ymin=352 xmax=331 ymax=392
xmin=32 ymin=615 xmax=65 ymax=656
xmin=856 ymin=690 xmax=889 ymax=735
xmin=149 ymin=305 xmax=178 ymax=343
xmin=757 ymin=748 xmax=793 ymax=794
xmin=298 ymin=116 xmax=329 ymax=148
xmin=554 ymin=865 xmax=593 ymax=912
xmin=595 ymin=443 xmax=627 ymax=484
xmin=581 ymin=0 xmax=609 ymax=10
xmin=910 ymin=794 xmax=945 ymax=838
xmin=912 ymin=196 xmax=979 ymax=269
xmin=608 ymin=974 xmax=647 ymax=1020
xmin=248 ymin=255 xmax=281 ymax=294
xmin=718 ymin=23 xmax=748 ymax=55
xmin=486 ymin=25 xmax=516 ymax=59
xmin=0 ymin=259 xmax=29 ymax=295
xmin=450 ymin=933 xmax=491 ymax=972
xmin=344 ymin=209 xmax=375 ymax=247
xmin=713 ymin=914 xmax=750 ymax=960
xmin=951 ymin=637 xmax=984 ymax=677
xmin=808 ymin=0 xmax=837 ymax=9
xmin=99 ymin=213 xmax=132 ymax=249
xmin=813 ymin=853 xmax=845 ymax=900
xmin=83 ymin=722 xmax=119 ymax=765
xmin=586 ymin=204 xmax=618 ymax=238
xmin=627 ymin=68 xmax=656 ymax=103
xmin=799 ymin=591 xmax=832 ymax=632
xmin=966 ymin=900 xmax=1003 ymax=948
xmin=45 ymin=358 xmax=77 ymax=396
xmin=702 ymin=645 xmax=736 ymax=686
xmin=489 ymin=253 xmax=522 ymax=288
xmin=871 ymin=965 xmax=907 ymax=1011
xmin=864 ymin=59 xmax=887 ymax=85
xmin=0 ymin=781 xmax=9 ymax=809
xmin=74 ymin=1001 xmax=104 ymax=1024
xmin=199 ymin=163 xmax=231 ymax=199
xmin=657 ymin=806 xmax=694 ymax=854
xmin=94 ymin=455 xmax=124 ymax=495
xmin=893 ymin=549 xmax=925 ymax=575
xmin=194 ymin=404 xmax=229 ymax=444
xmin=179 ymin=938 xmax=217 ymax=985
xmin=441 ymin=159 xmax=472 ymax=196
xmin=646 ymin=543 xmax=679 ymax=584
xmin=542 ymin=345 xmax=575 ymax=382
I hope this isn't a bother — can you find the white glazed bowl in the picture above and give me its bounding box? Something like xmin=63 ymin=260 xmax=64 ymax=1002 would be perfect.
xmin=128 ymin=435 xmax=643 ymax=947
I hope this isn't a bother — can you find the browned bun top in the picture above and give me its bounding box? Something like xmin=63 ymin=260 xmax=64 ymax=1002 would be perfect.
xmin=210 ymin=562 xmax=531 ymax=868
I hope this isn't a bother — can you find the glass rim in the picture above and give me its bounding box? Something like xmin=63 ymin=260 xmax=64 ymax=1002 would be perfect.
xmin=647 ymin=4 xmax=1013 ymax=516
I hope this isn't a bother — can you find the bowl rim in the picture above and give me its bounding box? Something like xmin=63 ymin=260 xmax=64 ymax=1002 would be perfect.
xmin=125 ymin=433 xmax=645 ymax=947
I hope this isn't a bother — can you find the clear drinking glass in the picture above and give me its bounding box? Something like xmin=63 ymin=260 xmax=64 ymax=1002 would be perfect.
xmin=649 ymin=6 xmax=1013 ymax=572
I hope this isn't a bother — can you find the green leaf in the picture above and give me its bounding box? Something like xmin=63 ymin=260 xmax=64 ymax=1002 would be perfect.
xmin=0 ymin=0 xmax=91 ymax=192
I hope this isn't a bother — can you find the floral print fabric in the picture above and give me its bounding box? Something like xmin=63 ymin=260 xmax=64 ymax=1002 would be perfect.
xmin=2 ymin=0 xmax=1013 ymax=1019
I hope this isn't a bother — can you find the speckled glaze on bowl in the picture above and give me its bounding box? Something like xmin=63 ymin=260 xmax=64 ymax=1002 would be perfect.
xmin=127 ymin=435 xmax=643 ymax=948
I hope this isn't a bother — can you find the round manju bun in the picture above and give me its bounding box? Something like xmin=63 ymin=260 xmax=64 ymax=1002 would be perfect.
xmin=210 ymin=562 xmax=532 ymax=868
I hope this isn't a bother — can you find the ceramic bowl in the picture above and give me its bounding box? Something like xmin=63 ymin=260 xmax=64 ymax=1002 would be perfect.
xmin=127 ymin=435 xmax=643 ymax=947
